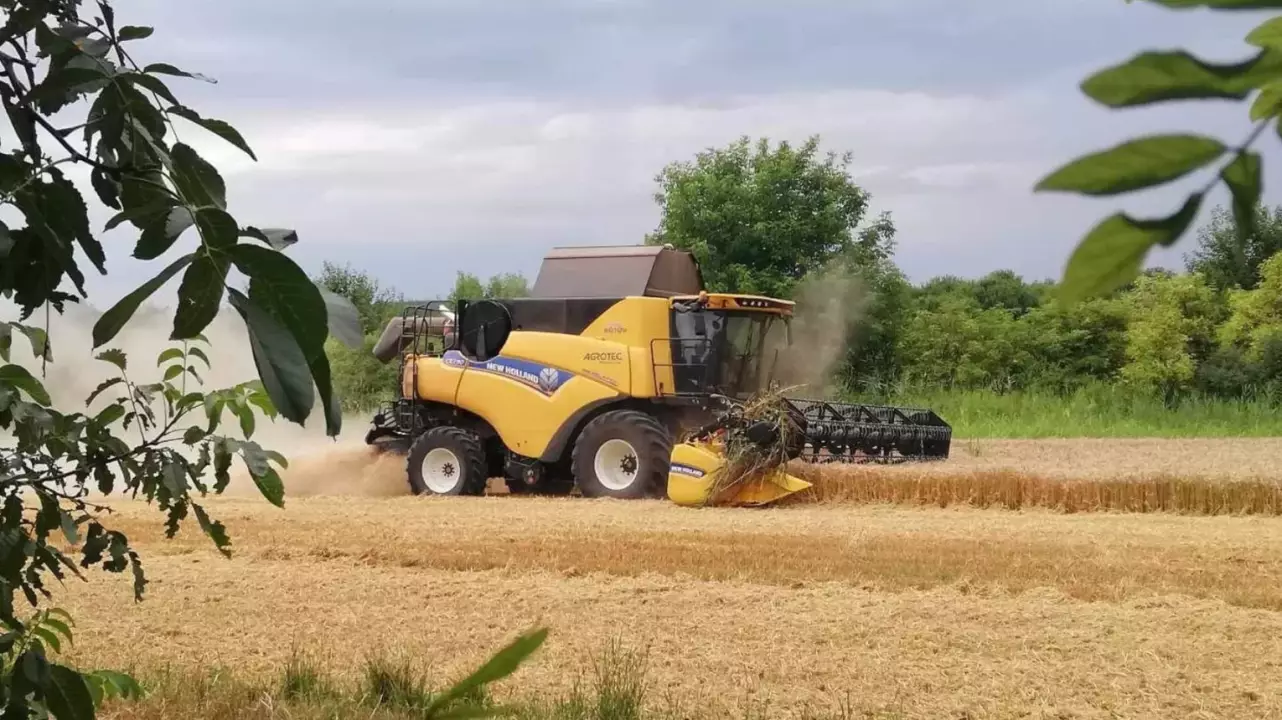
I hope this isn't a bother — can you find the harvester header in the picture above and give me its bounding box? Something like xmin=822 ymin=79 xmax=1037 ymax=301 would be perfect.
xmin=364 ymin=243 xmax=951 ymax=506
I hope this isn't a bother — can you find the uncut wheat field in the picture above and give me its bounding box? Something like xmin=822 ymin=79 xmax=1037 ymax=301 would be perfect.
xmin=52 ymin=434 xmax=1282 ymax=719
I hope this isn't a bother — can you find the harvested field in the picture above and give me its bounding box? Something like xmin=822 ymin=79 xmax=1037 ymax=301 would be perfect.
xmin=908 ymin=437 xmax=1282 ymax=480
xmin=787 ymin=438 xmax=1282 ymax=514
xmin=52 ymin=447 xmax=1282 ymax=719
xmin=241 ymin=435 xmax=1282 ymax=514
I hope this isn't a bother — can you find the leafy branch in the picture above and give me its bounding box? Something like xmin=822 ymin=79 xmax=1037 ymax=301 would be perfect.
xmin=1038 ymin=0 xmax=1282 ymax=303
xmin=0 ymin=1 xmax=371 ymax=715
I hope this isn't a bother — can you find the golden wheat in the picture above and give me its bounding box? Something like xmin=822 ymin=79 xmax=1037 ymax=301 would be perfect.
xmin=44 ymin=490 xmax=1282 ymax=720
xmin=790 ymin=464 xmax=1282 ymax=514
xmin=52 ymin=436 xmax=1282 ymax=718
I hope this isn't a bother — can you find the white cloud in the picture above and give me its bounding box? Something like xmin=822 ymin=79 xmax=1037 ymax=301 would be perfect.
xmin=63 ymin=0 xmax=1281 ymax=309
xmin=195 ymin=87 xmax=1040 ymax=218
xmin=155 ymin=85 xmax=1077 ymax=297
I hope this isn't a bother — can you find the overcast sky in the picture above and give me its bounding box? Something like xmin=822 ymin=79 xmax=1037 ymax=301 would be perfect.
xmin=69 ymin=1 xmax=1282 ymax=305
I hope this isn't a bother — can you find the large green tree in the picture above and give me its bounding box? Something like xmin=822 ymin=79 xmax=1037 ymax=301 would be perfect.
xmin=1118 ymin=272 xmax=1220 ymax=402
xmin=1184 ymin=203 xmax=1282 ymax=292
xmin=449 ymin=271 xmax=529 ymax=303
xmin=645 ymin=135 xmax=892 ymax=300
xmin=314 ymin=263 xmax=404 ymax=412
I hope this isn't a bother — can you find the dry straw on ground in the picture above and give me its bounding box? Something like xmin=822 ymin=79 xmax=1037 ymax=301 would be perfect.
xmin=53 ymin=494 xmax=1282 ymax=719
xmin=790 ymin=464 xmax=1282 ymax=514
xmin=774 ymin=437 xmax=1282 ymax=515
xmin=54 ymin=427 xmax=1282 ymax=716
xmin=222 ymin=435 xmax=1282 ymax=516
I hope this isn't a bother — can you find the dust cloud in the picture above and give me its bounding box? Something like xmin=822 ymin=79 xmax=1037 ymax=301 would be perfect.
xmin=0 ymin=302 xmax=411 ymax=500
xmin=771 ymin=263 xmax=869 ymax=397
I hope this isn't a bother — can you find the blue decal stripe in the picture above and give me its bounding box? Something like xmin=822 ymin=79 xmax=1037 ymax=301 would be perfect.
xmin=443 ymin=351 xmax=574 ymax=396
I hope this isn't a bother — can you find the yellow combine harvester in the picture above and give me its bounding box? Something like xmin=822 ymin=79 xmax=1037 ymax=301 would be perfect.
xmin=364 ymin=245 xmax=951 ymax=506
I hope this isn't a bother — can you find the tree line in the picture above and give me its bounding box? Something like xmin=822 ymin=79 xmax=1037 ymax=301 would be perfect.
xmin=319 ymin=138 xmax=1282 ymax=411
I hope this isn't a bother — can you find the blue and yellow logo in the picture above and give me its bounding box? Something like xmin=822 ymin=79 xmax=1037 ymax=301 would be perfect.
xmin=443 ymin=350 xmax=573 ymax=396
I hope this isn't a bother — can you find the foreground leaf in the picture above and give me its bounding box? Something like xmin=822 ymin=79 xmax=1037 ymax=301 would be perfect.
xmin=16 ymin=324 xmax=51 ymax=361
xmin=167 ymin=106 xmax=257 ymax=161
xmin=1082 ymin=49 xmax=1282 ymax=107
xmin=85 ymin=669 xmax=144 ymax=702
xmin=0 ymin=364 xmax=51 ymax=405
xmin=171 ymin=254 xmax=229 ymax=340
xmin=309 ymin=351 xmax=343 ymax=438
xmin=1061 ymin=193 xmax=1204 ymax=304
xmin=241 ymin=226 xmax=298 ymax=250
xmin=1250 ymin=83 xmax=1282 ymax=120
xmin=425 ymin=627 xmax=549 ymax=716
xmin=93 ymin=254 xmax=194 ymax=347
xmin=46 ymin=664 xmax=95 ymax=720
xmin=117 ymin=25 xmax=153 ymax=41
xmin=85 ymin=378 xmax=123 ymax=406
xmin=1221 ymin=151 xmax=1263 ymax=241
xmin=232 ymin=245 xmax=329 ymax=357
xmin=192 ymin=505 xmax=231 ymax=558
xmin=144 ymin=62 xmax=215 ymax=83
xmin=227 ymin=288 xmax=315 ymax=423
xmin=1248 ymin=16 xmax=1282 ymax=48
xmin=321 ymin=288 xmax=364 ymax=347
xmin=96 ymin=349 xmax=126 ymax=371
xmin=170 ymin=143 xmax=227 ymax=209
xmin=1036 ymin=134 xmax=1226 ymax=196
xmin=133 ymin=207 xmax=195 ymax=261
xmin=233 ymin=245 xmax=342 ymax=435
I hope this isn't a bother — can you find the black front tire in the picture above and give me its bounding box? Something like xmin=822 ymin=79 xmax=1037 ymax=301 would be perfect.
xmin=571 ymin=410 xmax=672 ymax=499
xmin=407 ymin=426 xmax=488 ymax=496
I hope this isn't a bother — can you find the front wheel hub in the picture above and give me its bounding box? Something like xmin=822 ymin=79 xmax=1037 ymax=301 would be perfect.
xmin=594 ymin=438 xmax=640 ymax=491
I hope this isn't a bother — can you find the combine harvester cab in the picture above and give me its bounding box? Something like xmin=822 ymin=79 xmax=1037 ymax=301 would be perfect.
xmin=363 ymin=244 xmax=951 ymax=506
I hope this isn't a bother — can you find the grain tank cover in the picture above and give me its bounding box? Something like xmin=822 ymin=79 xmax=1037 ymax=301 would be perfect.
xmin=530 ymin=245 xmax=705 ymax=299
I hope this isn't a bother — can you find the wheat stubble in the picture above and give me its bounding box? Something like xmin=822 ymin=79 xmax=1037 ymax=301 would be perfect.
xmin=55 ymin=495 xmax=1282 ymax=719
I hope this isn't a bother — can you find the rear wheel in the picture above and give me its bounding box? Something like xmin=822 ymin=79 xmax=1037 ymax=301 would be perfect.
xmin=571 ymin=410 xmax=672 ymax=499
xmin=407 ymin=427 xmax=487 ymax=496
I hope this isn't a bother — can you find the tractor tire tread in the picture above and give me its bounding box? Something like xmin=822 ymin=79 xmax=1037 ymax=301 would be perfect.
xmin=571 ymin=409 xmax=672 ymax=499
xmin=406 ymin=426 xmax=488 ymax=496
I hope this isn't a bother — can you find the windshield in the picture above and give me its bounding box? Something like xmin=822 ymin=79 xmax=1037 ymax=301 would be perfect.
xmin=670 ymin=309 xmax=790 ymax=397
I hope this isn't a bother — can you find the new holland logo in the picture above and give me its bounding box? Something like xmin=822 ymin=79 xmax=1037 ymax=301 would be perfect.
xmin=442 ymin=351 xmax=571 ymax=396
xmin=670 ymin=463 xmax=706 ymax=478
xmin=538 ymin=367 xmax=561 ymax=392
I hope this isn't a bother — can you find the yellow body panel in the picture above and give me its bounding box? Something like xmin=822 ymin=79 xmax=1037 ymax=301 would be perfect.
xmin=403 ymin=293 xmax=803 ymax=472
xmin=578 ymin=296 xmax=676 ymax=398
xmin=448 ymin=331 xmax=624 ymax=456
xmin=408 ymin=354 xmax=464 ymax=404
xmin=667 ymin=441 xmax=812 ymax=507
xmin=410 ymin=302 xmax=677 ymax=458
